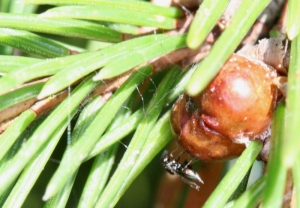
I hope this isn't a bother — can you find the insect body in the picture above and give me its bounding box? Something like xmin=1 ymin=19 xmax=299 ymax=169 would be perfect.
xmin=161 ymin=150 xmax=203 ymax=190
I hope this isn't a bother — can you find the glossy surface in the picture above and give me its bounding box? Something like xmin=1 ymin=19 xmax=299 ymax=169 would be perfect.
xmin=171 ymin=54 xmax=278 ymax=161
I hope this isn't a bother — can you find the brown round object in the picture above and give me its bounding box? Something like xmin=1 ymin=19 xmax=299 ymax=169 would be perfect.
xmin=171 ymin=54 xmax=278 ymax=161
xmin=171 ymin=93 xmax=246 ymax=161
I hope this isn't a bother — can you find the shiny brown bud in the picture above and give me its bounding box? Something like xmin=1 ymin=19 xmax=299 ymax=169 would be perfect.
xmin=171 ymin=54 xmax=278 ymax=161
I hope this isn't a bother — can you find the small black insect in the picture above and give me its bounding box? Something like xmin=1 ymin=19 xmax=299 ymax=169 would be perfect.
xmin=160 ymin=150 xmax=203 ymax=190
